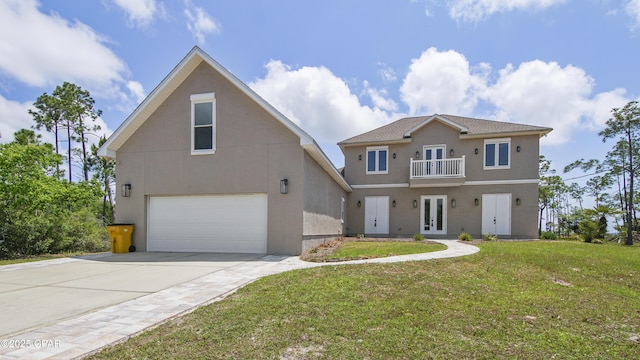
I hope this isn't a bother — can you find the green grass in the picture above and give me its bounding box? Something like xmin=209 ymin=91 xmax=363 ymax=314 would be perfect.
xmin=0 ymin=252 xmax=97 ymax=266
xmin=90 ymin=241 xmax=640 ymax=359
xmin=325 ymin=241 xmax=446 ymax=261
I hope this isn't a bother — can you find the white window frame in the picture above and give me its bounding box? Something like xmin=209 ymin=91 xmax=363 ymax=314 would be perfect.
xmin=366 ymin=146 xmax=389 ymax=175
xmin=190 ymin=93 xmax=216 ymax=155
xmin=484 ymin=138 xmax=511 ymax=170
xmin=341 ymin=197 xmax=345 ymax=224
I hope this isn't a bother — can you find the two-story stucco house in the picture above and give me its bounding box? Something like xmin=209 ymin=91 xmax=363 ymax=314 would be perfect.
xmin=339 ymin=115 xmax=551 ymax=239
xmin=99 ymin=46 xmax=551 ymax=255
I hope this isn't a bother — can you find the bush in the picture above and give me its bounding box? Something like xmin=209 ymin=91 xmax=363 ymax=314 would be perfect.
xmin=483 ymin=233 xmax=498 ymax=241
xmin=413 ymin=233 xmax=425 ymax=241
xmin=578 ymin=219 xmax=598 ymax=243
xmin=540 ymin=231 xmax=558 ymax=240
xmin=458 ymin=232 xmax=473 ymax=241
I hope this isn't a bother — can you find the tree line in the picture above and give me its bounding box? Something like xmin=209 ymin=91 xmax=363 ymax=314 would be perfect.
xmin=539 ymin=101 xmax=639 ymax=245
xmin=0 ymin=82 xmax=115 ymax=259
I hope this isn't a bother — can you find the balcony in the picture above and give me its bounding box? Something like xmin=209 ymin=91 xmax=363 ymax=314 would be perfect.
xmin=409 ymin=156 xmax=465 ymax=187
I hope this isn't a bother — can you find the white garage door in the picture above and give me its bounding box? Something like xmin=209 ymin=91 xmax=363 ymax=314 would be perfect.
xmin=148 ymin=194 xmax=267 ymax=253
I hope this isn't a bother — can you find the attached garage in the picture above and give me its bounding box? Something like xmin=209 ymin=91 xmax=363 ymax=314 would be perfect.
xmin=147 ymin=194 xmax=267 ymax=253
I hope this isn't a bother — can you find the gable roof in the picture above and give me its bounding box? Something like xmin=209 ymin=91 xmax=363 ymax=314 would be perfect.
xmin=338 ymin=114 xmax=553 ymax=147
xmin=98 ymin=46 xmax=351 ymax=192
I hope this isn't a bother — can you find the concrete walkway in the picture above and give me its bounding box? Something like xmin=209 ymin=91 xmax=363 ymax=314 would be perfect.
xmin=0 ymin=240 xmax=478 ymax=359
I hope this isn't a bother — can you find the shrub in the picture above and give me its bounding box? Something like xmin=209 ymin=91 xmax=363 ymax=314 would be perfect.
xmin=578 ymin=219 xmax=598 ymax=243
xmin=483 ymin=233 xmax=498 ymax=241
xmin=458 ymin=232 xmax=473 ymax=241
xmin=356 ymin=234 xmax=365 ymax=239
xmin=540 ymin=231 xmax=558 ymax=240
xmin=413 ymin=233 xmax=425 ymax=241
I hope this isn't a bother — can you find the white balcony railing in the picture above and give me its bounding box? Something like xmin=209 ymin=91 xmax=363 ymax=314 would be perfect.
xmin=410 ymin=156 xmax=465 ymax=179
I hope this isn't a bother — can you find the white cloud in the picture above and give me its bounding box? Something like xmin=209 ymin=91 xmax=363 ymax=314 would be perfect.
xmin=249 ymin=60 xmax=397 ymax=146
xmin=626 ymin=0 xmax=640 ymax=29
xmin=126 ymin=81 xmax=146 ymax=103
xmin=400 ymin=47 xmax=487 ymax=115
xmin=0 ymin=0 xmax=128 ymax=96
xmin=184 ymin=1 xmax=221 ymax=44
xmin=0 ymin=95 xmax=33 ymax=143
xmin=486 ymin=60 xmax=595 ymax=144
xmin=398 ymin=48 xmax=632 ymax=146
xmin=363 ymin=82 xmax=399 ymax=112
xmin=376 ymin=63 xmax=397 ymax=83
xmin=112 ymin=0 xmax=160 ymax=28
xmin=447 ymin=0 xmax=567 ymax=22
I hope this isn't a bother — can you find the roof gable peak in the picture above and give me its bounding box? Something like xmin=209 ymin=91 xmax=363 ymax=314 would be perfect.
xmin=403 ymin=114 xmax=468 ymax=137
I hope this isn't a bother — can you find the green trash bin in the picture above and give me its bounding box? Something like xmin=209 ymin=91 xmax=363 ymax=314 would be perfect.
xmin=106 ymin=224 xmax=134 ymax=253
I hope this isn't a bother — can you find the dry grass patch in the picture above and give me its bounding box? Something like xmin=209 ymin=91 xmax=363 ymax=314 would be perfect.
xmin=301 ymin=237 xmax=446 ymax=262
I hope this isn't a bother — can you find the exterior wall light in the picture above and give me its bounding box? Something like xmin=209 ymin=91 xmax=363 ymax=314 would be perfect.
xmin=415 ymin=151 xmax=420 ymax=159
xmin=474 ymin=198 xmax=479 ymax=206
xmin=517 ymin=145 xmax=521 ymax=152
xmin=449 ymin=149 xmax=454 ymax=156
xmin=451 ymin=199 xmax=456 ymax=208
xmin=121 ymin=183 xmax=131 ymax=197
xmin=392 ymin=200 xmax=396 ymax=207
xmin=516 ymin=198 xmax=521 ymax=206
xmin=280 ymin=179 xmax=288 ymax=194
xmin=474 ymin=148 xmax=478 ymax=155
xmin=393 ymin=153 xmax=396 ymax=159
xmin=357 ymin=200 xmax=362 ymax=208
xmin=413 ymin=199 xmax=418 ymax=208
xmin=358 ymin=154 xmax=362 ymax=161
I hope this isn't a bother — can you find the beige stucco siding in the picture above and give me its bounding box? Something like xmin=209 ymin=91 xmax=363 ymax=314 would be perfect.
xmin=114 ymin=61 xmax=305 ymax=254
xmin=343 ymin=120 xmax=541 ymax=185
xmin=346 ymin=183 xmax=538 ymax=239
xmin=302 ymin=152 xmax=347 ymax=236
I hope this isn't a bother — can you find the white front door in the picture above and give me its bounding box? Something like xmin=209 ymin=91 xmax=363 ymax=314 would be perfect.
xmin=421 ymin=195 xmax=447 ymax=235
xmin=482 ymin=193 xmax=511 ymax=236
xmin=365 ymin=196 xmax=389 ymax=235
xmin=424 ymin=145 xmax=445 ymax=175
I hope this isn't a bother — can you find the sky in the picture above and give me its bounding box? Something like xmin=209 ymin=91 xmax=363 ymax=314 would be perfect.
xmin=1 ymin=0 xmax=639 ymax=189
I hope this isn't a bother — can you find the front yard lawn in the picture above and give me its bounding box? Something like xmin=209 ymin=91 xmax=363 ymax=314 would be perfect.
xmin=90 ymin=241 xmax=640 ymax=359
xmin=303 ymin=239 xmax=447 ymax=262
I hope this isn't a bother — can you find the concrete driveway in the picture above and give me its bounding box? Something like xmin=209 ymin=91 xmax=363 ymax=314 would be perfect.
xmin=0 ymin=252 xmax=262 ymax=337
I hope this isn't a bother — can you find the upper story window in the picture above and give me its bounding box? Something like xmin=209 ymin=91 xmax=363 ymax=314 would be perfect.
xmin=191 ymin=93 xmax=216 ymax=155
xmin=484 ymin=138 xmax=510 ymax=169
xmin=366 ymin=146 xmax=388 ymax=174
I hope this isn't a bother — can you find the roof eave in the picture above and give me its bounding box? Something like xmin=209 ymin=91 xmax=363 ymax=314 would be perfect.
xmin=302 ymin=142 xmax=352 ymax=192
xmin=338 ymin=138 xmax=412 ymax=149
xmin=459 ymin=129 xmax=553 ymax=139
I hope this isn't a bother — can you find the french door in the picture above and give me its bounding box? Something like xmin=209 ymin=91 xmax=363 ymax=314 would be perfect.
xmin=420 ymin=195 xmax=447 ymax=235
xmin=482 ymin=193 xmax=511 ymax=235
xmin=365 ymin=196 xmax=389 ymax=234
xmin=424 ymin=145 xmax=445 ymax=175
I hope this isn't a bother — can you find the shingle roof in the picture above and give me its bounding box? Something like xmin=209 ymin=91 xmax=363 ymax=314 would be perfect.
xmin=338 ymin=114 xmax=552 ymax=146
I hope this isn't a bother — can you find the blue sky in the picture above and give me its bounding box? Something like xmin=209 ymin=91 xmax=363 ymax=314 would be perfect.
xmin=1 ymin=0 xmax=639 ymax=187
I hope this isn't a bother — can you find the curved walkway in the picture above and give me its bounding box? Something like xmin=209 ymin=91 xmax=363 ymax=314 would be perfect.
xmin=0 ymin=240 xmax=478 ymax=359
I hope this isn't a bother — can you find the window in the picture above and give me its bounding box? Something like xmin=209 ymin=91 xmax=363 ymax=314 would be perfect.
xmin=366 ymin=146 xmax=388 ymax=174
xmin=191 ymin=93 xmax=216 ymax=154
xmin=341 ymin=197 xmax=345 ymax=224
xmin=484 ymin=138 xmax=510 ymax=169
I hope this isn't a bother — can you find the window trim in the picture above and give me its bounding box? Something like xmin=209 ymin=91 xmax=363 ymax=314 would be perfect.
xmin=483 ymin=138 xmax=511 ymax=170
xmin=366 ymin=146 xmax=389 ymax=174
xmin=341 ymin=197 xmax=345 ymax=224
xmin=190 ymin=93 xmax=216 ymax=155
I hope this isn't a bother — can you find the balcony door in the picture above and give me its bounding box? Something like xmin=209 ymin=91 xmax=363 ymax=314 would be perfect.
xmin=424 ymin=145 xmax=445 ymax=175
xmin=420 ymin=195 xmax=447 ymax=235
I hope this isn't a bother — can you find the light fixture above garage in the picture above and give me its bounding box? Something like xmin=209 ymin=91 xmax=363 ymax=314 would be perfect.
xmin=280 ymin=179 xmax=288 ymax=194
